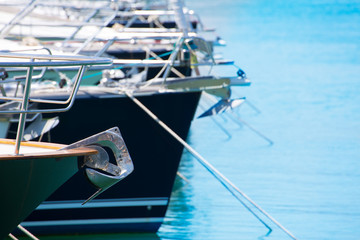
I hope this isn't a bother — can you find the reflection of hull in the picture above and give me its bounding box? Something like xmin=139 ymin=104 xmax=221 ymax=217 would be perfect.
xmin=20 ymin=89 xmax=201 ymax=235
xmin=0 ymin=140 xmax=96 ymax=239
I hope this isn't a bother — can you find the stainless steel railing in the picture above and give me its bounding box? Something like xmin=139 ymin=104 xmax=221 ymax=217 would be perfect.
xmin=0 ymin=52 xmax=112 ymax=154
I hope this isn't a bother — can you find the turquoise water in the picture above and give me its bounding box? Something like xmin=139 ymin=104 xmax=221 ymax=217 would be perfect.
xmin=157 ymin=0 xmax=360 ymax=240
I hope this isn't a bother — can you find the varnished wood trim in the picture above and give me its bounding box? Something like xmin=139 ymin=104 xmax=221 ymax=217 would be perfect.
xmin=0 ymin=139 xmax=65 ymax=149
xmin=0 ymin=139 xmax=98 ymax=160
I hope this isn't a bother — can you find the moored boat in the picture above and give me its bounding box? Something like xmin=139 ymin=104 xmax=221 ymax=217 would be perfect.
xmin=3 ymin=60 xmax=248 ymax=236
xmin=0 ymin=52 xmax=134 ymax=239
xmin=0 ymin=0 xmax=251 ymax=236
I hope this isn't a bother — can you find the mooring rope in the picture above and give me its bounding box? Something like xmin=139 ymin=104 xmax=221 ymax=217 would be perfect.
xmin=125 ymin=91 xmax=297 ymax=240
xmin=8 ymin=225 xmax=40 ymax=240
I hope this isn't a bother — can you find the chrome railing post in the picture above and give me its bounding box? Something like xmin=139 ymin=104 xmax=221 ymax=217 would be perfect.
xmin=14 ymin=60 xmax=34 ymax=155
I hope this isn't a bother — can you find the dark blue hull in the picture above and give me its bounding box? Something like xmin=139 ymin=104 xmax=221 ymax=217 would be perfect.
xmin=18 ymin=90 xmax=201 ymax=235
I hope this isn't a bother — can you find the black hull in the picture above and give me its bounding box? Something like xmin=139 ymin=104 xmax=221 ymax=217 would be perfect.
xmin=107 ymin=20 xmax=198 ymax=29
xmin=105 ymin=49 xmax=192 ymax=80
xmin=20 ymin=90 xmax=201 ymax=235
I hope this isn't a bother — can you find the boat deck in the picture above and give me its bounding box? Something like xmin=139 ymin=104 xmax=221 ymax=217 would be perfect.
xmin=0 ymin=139 xmax=97 ymax=159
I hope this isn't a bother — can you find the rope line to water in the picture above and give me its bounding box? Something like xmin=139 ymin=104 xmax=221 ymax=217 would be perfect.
xmin=124 ymin=91 xmax=297 ymax=240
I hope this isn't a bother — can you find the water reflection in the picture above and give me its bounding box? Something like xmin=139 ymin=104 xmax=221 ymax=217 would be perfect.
xmin=158 ymin=151 xmax=198 ymax=239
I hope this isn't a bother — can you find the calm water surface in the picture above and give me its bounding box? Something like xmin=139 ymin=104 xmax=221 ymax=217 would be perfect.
xmin=40 ymin=0 xmax=360 ymax=239
xmin=158 ymin=0 xmax=360 ymax=240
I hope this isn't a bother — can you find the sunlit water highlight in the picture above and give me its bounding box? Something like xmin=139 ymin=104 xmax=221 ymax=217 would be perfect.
xmin=158 ymin=1 xmax=360 ymax=240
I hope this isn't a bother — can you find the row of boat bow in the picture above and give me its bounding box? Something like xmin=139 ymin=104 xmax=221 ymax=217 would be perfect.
xmin=0 ymin=0 xmax=250 ymax=238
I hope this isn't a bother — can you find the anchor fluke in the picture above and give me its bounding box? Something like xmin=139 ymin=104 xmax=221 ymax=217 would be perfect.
xmin=61 ymin=127 xmax=134 ymax=204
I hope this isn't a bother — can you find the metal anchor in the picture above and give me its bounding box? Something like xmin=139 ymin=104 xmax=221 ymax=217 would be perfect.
xmin=61 ymin=127 xmax=134 ymax=205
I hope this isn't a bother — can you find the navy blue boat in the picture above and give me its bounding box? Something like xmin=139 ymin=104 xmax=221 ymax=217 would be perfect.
xmin=15 ymin=88 xmax=201 ymax=235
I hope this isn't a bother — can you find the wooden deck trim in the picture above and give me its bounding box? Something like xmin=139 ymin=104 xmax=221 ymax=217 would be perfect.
xmin=0 ymin=139 xmax=97 ymax=160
